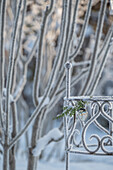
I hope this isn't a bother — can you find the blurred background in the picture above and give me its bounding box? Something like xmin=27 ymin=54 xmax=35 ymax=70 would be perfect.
xmin=1 ymin=0 xmax=113 ymax=167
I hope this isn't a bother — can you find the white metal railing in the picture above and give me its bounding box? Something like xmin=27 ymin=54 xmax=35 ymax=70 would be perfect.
xmin=64 ymin=62 xmax=113 ymax=170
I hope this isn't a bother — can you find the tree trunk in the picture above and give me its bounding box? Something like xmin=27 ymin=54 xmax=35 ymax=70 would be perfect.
xmin=28 ymin=148 xmax=37 ymax=170
xmin=9 ymin=145 xmax=16 ymax=170
xmin=27 ymin=115 xmax=41 ymax=170
xmin=3 ymin=145 xmax=9 ymax=170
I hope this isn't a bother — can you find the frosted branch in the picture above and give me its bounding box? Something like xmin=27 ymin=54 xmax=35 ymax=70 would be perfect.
xmin=11 ymin=0 xmax=27 ymax=93
xmin=52 ymin=22 xmax=113 ymax=99
xmin=12 ymin=38 xmax=40 ymax=102
xmin=80 ymin=0 xmax=107 ymax=95
xmin=69 ymin=0 xmax=92 ymax=60
xmin=72 ymin=60 xmax=91 ymax=67
xmin=88 ymin=30 xmax=113 ymax=95
xmin=42 ymin=0 xmax=69 ymax=98
xmin=57 ymin=67 xmax=88 ymax=96
xmin=0 ymin=0 xmax=6 ymax=96
xmin=13 ymin=76 xmax=26 ymax=101
xmin=97 ymin=25 xmax=112 ymax=58
xmin=0 ymin=0 xmax=7 ymax=129
xmin=48 ymin=68 xmax=88 ymax=115
xmin=11 ymin=102 xmax=18 ymax=139
xmin=73 ymin=25 xmax=113 ymax=68
xmin=50 ymin=0 xmax=91 ymax=100
xmin=60 ymin=0 xmax=73 ymax=65
xmin=33 ymin=0 xmax=54 ymax=106
xmin=5 ymin=0 xmax=23 ymax=145
xmin=32 ymin=128 xmax=63 ymax=157
xmin=9 ymin=93 xmax=47 ymax=149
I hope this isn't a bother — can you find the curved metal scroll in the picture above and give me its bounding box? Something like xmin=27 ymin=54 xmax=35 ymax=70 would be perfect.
xmin=64 ymin=97 xmax=113 ymax=155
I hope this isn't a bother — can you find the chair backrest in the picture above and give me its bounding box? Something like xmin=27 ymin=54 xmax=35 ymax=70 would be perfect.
xmin=63 ymin=62 xmax=113 ymax=156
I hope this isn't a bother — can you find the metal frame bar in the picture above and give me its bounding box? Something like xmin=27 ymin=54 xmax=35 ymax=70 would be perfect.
xmin=64 ymin=62 xmax=113 ymax=170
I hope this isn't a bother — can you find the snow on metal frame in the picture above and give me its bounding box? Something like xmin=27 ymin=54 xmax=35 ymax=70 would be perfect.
xmin=64 ymin=62 xmax=113 ymax=170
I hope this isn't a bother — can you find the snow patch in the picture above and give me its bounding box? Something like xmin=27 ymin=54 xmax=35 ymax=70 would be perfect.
xmin=32 ymin=128 xmax=63 ymax=157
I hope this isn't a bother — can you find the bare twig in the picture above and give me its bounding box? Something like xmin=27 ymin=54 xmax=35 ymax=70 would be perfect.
xmin=12 ymin=33 xmax=41 ymax=101
xmin=9 ymin=101 xmax=18 ymax=170
xmin=98 ymin=25 xmax=112 ymax=58
xmin=4 ymin=1 xmax=23 ymax=169
xmin=69 ymin=0 xmax=92 ymax=60
xmin=33 ymin=0 xmax=54 ymax=106
xmin=42 ymin=0 xmax=69 ymax=97
xmin=72 ymin=60 xmax=90 ymax=67
xmin=0 ymin=0 xmax=6 ymax=95
xmin=50 ymin=0 xmax=92 ymax=101
xmin=5 ymin=0 xmax=22 ymax=141
xmin=9 ymin=94 xmax=48 ymax=149
xmin=72 ymin=25 xmax=113 ymax=68
xmin=11 ymin=102 xmax=18 ymax=140
xmin=60 ymin=0 xmax=73 ymax=65
xmin=0 ymin=0 xmax=7 ymax=129
xmin=88 ymin=30 xmax=113 ymax=95
xmin=56 ymin=68 xmax=89 ymax=96
xmin=80 ymin=0 xmax=107 ymax=95
xmin=11 ymin=0 xmax=27 ymax=93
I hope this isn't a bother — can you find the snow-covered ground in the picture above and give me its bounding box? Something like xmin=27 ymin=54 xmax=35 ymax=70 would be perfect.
xmin=1 ymin=125 xmax=113 ymax=170
xmin=15 ymin=157 xmax=113 ymax=170
xmin=38 ymin=161 xmax=113 ymax=170
xmin=0 ymin=154 xmax=113 ymax=170
xmin=16 ymin=124 xmax=113 ymax=170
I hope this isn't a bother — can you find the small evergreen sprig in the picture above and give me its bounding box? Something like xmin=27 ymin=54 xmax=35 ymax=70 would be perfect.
xmin=55 ymin=100 xmax=87 ymax=119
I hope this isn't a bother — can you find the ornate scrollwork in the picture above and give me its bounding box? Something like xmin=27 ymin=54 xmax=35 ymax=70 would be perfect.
xmin=92 ymin=101 xmax=110 ymax=135
xmin=101 ymin=136 xmax=113 ymax=155
xmin=101 ymin=101 xmax=113 ymax=123
xmin=82 ymin=101 xmax=101 ymax=153
xmin=64 ymin=97 xmax=113 ymax=155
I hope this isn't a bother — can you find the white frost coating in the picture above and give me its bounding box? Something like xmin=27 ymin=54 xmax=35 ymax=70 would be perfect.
xmin=3 ymin=88 xmax=14 ymax=103
xmin=43 ymin=96 xmax=50 ymax=106
xmin=32 ymin=128 xmax=63 ymax=157
xmin=38 ymin=96 xmax=50 ymax=107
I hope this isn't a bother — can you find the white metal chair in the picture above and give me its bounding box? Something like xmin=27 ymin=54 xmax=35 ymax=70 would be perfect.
xmin=64 ymin=62 xmax=113 ymax=170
